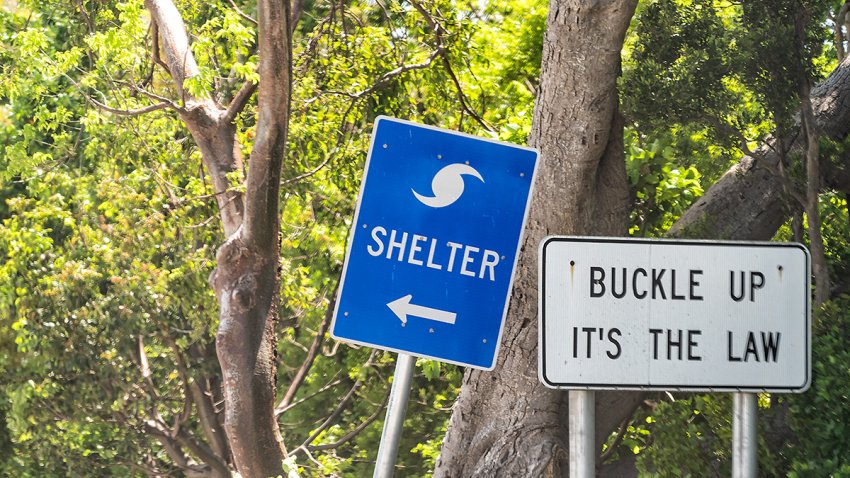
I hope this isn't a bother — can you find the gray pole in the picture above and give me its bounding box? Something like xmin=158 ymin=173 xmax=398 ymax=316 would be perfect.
xmin=732 ymin=392 xmax=758 ymax=478
xmin=373 ymin=353 xmax=416 ymax=478
xmin=569 ymin=390 xmax=595 ymax=478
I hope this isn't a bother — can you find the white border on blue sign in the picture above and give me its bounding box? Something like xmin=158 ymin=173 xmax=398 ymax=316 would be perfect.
xmin=330 ymin=115 xmax=540 ymax=370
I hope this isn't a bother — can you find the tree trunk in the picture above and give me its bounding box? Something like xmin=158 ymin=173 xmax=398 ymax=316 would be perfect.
xmin=146 ymin=0 xmax=292 ymax=476
xmin=434 ymin=2 xmax=637 ymax=476
xmin=437 ymin=6 xmax=850 ymax=478
xmin=210 ymin=1 xmax=292 ymax=477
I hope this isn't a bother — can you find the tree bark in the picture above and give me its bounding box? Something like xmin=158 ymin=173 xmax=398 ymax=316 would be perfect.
xmin=210 ymin=1 xmax=292 ymax=477
xmin=434 ymin=2 xmax=637 ymax=476
xmin=147 ymin=0 xmax=292 ymax=476
xmin=437 ymin=6 xmax=850 ymax=478
xmin=146 ymin=0 xmax=244 ymax=237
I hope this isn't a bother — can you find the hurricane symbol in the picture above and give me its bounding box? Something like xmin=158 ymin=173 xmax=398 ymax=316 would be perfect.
xmin=412 ymin=163 xmax=484 ymax=208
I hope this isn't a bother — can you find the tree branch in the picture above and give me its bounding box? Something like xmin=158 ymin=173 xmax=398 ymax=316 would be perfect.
xmin=175 ymin=428 xmax=231 ymax=478
xmin=597 ymin=416 xmax=631 ymax=465
xmin=837 ymin=2 xmax=850 ymax=61
xmin=227 ymin=0 xmax=258 ymax=26
xmin=145 ymin=0 xmax=202 ymax=98
xmin=276 ymin=377 xmax=343 ymax=416
xmin=240 ymin=0 xmax=292 ymax=246
xmin=297 ymin=351 xmax=377 ymax=450
xmin=67 ymin=74 xmax=179 ymax=116
xmin=409 ymin=0 xmax=493 ymax=132
xmin=291 ymin=0 xmax=306 ymax=31
xmin=800 ymin=77 xmax=831 ymax=306
xmin=223 ymin=79 xmax=258 ymax=124
xmin=313 ymin=49 xmax=443 ymax=101
xmin=277 ymin=281 xmax=338 ymax=411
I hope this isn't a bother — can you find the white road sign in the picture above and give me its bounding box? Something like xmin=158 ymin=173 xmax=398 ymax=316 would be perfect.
xmin=539 ymin=237 xmax=810 ymax=392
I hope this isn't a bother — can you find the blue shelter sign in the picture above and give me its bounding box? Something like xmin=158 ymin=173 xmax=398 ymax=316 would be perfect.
xmin=331 ymin=116 xmax=538 ymax=369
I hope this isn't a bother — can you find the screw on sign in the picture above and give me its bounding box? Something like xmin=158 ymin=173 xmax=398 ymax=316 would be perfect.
xmin=331 ymin=117 xmax=538 ymax=478
xmin=538 ymin=237 xmax=810 ymax=392
xmin=332 ymin=116 xmax=538 ymax=370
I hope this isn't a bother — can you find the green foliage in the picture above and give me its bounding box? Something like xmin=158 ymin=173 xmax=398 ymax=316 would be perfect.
xmin=625 ymin=128 xmax=704 ymax=237
xmin=3 ymin=0 xmax=848 ymax=476
xmin=784 ymin=295 xmax=850 ymax=476
xmin=623 ymin=0 xmax=737 ymax=133
xmin=735 ymin=0 xmax=832 ymax=136
xmin=621 ymin=2 xmax=850 ymax=476
xmin=623 ymin=0 xmax=833 ymax=147
xmin=636 ymin=395 xmax=732 ymax=477
xmin=0 ymin=0 xmax=549 ymax=474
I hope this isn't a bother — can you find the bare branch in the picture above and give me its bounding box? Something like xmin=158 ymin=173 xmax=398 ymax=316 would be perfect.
xmin=143 ymin=423 xmax=193 ymax=470
xmin=223 ymin=79 xmax=258 ymax=124
xmin=175 ymin=428 xmax=231 ymax=477
xmin=837 ymin=2 xmax=850 ymax=61
xmin=296 ymin=351 xmax=377 ymax=450
xmin=228 ymin=0 xmax=258 ymax=26
xmin=291 ymin=0 xmax=306 ymax=31
xmin=124 ymin=81 xmax=184 ymax=108
xmin=409 ymin=0 xmax=493 ymax=132
xmin=74 ymin=0 xmax=95 ymax=33
xmin=158 ymin=330 xmax=230 ymax=461
xmin=145 ymin=0 xmax=202 ymax=97
xmin=63 ymin=71 xmax=182 ymax=117
xmin=440 ymin=54 xmax=493 ymax=131
xmin=800 ymin=80 xmax=831 ymax=306
xmin=277 ymin=281 xmax=338 ymax=411
xmin=304 ymin=387 xmax=391 ymax=453
xmin=90 ymin=98 xmax=172 ymax=116
xmin=313 ymin=49 xmax=443 ymax=101
xmin=137 ymin=336 xmax=160 ymax=400
xmin=276 ymin=377 xmax=344 ymax=416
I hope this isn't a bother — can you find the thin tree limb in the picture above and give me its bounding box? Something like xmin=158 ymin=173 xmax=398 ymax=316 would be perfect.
xmin=597 ymin=417 xmax=631 ymax=465
xmin=409 ymin=0 xmax=493 ymax=132
xmin=297 ymin=351 xmax=377 ymax=450
xmin=223 ymin=80 xmax=258 ymax=124
xmin=313 ymin=49 xmax=443 ymax=101
xmin=74 ymin=0 xmax=95 ymax=33
xmin=276 ymin=377 xmax=344 ymax=416
xmin=297 ymin=387 xmax=391 ymax=454
xmin=228 ymin=0 xmax=258 ymax=26
xmin=837 ymin=2 xmax=850 ymax=61
xmin=175 ymin=428 xmax=232 ymax=478
xmin=277 ymin=280 xmax=339 ymax=411
xmin=291 ymin=0 xmax=306 ymax=31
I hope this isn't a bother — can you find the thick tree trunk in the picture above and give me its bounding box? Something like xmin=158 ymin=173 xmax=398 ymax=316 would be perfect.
xmin=434 ymin=2 xmax=637 ymax=476
xmin=437 ymin=7 xmax=850 ymax=478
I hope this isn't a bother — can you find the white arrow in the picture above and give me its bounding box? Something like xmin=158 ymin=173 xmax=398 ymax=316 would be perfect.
xmin=387 ymin=294 xmax=457 ymax=325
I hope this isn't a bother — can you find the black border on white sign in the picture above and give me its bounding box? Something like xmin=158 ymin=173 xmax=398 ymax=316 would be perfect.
xmin=538 ymin=236 xmax=811 ymax=393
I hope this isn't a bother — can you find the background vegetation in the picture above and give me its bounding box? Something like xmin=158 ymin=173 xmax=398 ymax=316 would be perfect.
xmin=1 ymin=0 xmax=849 ymax=476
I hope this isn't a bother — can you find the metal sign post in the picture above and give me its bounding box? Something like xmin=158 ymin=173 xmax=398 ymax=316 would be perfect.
xmin=569 ymin=390 xmax=595 ymax=478
xmin=732 ymin=392 xmax=758 ymax=478
xmin=330 ymin=117 xmax=538 ymax=473
xmin=373 ymin=353 xmax=416 ymax=478
xmin=539 ymin=237 xmax=811 ymax=475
